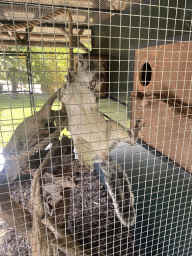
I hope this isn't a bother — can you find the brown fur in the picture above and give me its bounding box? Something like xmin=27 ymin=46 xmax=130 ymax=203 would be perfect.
xmin=60 ymin=55 xmax=142 ymax=226
xmin=60 ymin=55 xmax=136 ymax=169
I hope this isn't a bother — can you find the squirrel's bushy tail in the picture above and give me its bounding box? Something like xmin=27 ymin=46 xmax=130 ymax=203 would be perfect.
xmin=100 ymin=157 xmax=136 ymax=227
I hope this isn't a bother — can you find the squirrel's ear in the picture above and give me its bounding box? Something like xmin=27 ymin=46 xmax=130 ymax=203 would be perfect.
xmin=78 ymin=54 xmax=85 ymax=68
xmin=66 ymin=68 xmax=75 ymax=82
xmin=79 ymin=53 xmax=84 ymax=60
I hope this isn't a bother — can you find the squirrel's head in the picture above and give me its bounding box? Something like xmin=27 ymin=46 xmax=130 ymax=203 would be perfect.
xmin=75 ymin=54 xmax=105 ymax=92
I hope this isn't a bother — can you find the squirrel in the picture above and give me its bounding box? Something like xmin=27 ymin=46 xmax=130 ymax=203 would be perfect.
xmin=60 ymin=54 xmax=143 ymax=227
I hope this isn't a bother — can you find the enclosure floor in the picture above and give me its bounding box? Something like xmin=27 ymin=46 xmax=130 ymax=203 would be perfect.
xmin=97 ymin=98 xmax=130 ymax=129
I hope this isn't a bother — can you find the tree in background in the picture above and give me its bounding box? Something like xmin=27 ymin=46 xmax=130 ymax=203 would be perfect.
xmin=31 ymin=46 xmax=87 ymax=94
xmin=0 ymin=45 xmax=88 ymax=95
xmin=7 ymin=66 xmax=28 ymax=98
xmin=31 ymin=47 xmax=69 ymax=94
xmin=0 ymin=48 xmax=28 ymax=98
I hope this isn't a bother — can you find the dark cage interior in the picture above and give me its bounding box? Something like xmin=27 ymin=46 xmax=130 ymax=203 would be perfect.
xmin=0 ymin=0 xmax=192 ymax=256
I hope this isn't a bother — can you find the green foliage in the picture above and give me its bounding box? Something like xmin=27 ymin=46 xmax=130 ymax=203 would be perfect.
xmin=0 ymin=44 xmax=90 ymax=147
xmin=0 ymin=44 xmax=90 ymax=93
xmin=0 ymin=47 xmax=27 ymax=79
xmin=30 ymin=46 xmax=88 ymax=93
xmin=31 ymin=47 xmax=69 ymax=93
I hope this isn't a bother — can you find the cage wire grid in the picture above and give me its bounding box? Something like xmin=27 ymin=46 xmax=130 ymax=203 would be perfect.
xmin=0 ymin=0 xmax=192 ymax=255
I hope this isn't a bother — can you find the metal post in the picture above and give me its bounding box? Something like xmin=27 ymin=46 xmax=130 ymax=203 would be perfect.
xmin=26 ymin=46 xmax=34 ymax=115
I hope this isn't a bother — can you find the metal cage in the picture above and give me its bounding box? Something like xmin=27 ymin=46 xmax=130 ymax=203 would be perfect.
xmin=0 ymin=1 xmax=192 ymax=255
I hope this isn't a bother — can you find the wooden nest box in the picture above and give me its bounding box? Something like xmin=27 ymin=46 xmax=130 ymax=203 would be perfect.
xmin=131 ymin=41 xmax=192 ymax=173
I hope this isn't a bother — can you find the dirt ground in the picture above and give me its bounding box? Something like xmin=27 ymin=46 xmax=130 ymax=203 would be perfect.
xmin=0 ymin=161 xmax=143 ymax=256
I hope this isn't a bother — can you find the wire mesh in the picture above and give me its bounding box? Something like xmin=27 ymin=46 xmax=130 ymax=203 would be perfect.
xmin=0 ymin=0 xmax=192 ymax=255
